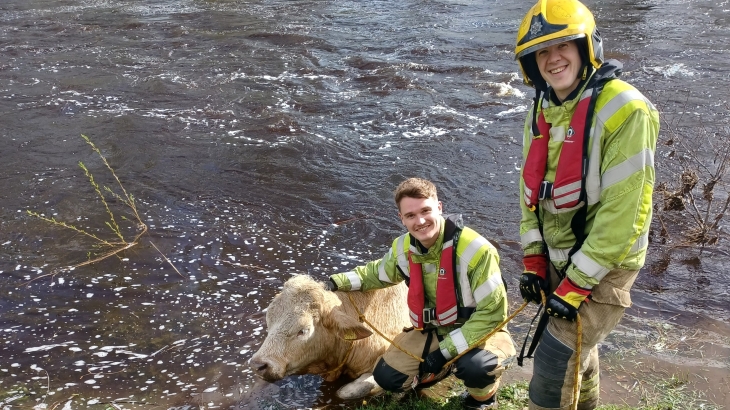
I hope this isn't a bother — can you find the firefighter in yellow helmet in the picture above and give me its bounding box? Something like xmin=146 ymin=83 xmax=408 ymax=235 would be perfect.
xmin=514 ymin=1 xmax=660 ymax=409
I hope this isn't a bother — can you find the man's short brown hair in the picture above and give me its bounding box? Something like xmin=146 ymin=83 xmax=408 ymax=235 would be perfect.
xmin=394 ymin=178 xmax=438 ymax=209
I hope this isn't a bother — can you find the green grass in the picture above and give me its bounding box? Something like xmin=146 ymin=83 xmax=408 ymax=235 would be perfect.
xmin=351 ymin=381 xmax=530 ymax=410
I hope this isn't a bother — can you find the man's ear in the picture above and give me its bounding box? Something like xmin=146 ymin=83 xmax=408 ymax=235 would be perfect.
xmin=437 ymin=201 xmax=443 ymax=214
xmin=325 ymin=309 xmax=373 ymax=341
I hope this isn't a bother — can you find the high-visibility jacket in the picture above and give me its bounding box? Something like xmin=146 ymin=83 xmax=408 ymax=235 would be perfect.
xmin=330 ymin=215 xmax=508 ymax=360
xmin=519 ymin=60 xmax=660 ymax=291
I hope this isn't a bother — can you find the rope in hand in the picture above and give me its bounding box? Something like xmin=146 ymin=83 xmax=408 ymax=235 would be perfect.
xmin=530 ymin=290 xmax=583 ymax=410
xmin=443 ymin=300 xmax=529 ymax=368
xmin=538 ymin=289 xmax=583 ymax=410
xmin=346 ymin=286 xmax=583 ymax=409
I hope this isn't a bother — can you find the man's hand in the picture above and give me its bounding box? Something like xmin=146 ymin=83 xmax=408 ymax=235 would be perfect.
xmin=420 ymin=349 xmax=447 ymax=375
xmin=324 ymin=279 xmax=338 ymax=292
xmin=545 ymin=278 xmax=591 ymax=321
xmin=519 ymin=254 xmax=549 ymax=304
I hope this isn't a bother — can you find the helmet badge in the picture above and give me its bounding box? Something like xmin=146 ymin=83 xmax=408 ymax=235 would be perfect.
xmin=529 ymin=19 xmax=543 ymax=39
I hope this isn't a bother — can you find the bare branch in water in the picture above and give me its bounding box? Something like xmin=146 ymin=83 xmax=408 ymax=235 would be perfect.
xmin=654 ymin=102 xmax=730 ymax=250
xmin=25 ymin=134 xmax=152 ymax=282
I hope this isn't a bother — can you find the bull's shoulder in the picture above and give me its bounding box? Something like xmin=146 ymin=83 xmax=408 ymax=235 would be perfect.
xmin=340 ymin=282 xmax=410 ymax=328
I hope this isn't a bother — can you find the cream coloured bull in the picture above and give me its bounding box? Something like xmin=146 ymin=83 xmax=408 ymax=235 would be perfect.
xmin=249 ymin=274 xmax=410 ymax=399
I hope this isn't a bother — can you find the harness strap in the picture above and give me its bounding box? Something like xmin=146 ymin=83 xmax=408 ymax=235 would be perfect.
xmin=421 ymin=306 xmax=477 ymax=324
xmin=421 ymin=328 xmax=436 ymax=360
xmin=517 ymin=303 xmax=544 ymax=366
xmin=559 ymin=79 xmax=605 ymax=277
xmin=524 ymin=309 xmax=550 ymax=363
xmin=407 ymin=215 xmax=471 ymax=328
xmin=530 ymin=90 xmax=542 ymax=138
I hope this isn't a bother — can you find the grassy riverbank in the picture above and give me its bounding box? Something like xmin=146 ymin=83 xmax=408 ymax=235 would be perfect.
xmin=354 ymin=376 xmax=722 ymax=410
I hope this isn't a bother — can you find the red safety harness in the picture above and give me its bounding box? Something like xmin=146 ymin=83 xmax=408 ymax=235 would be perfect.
xmin=407 ymin=217 xmax=461 ymax=329
xmin=522 ymin=90 xmax=594 ymax=210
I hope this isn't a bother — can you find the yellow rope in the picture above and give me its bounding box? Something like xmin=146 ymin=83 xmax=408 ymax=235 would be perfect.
xmin=444 ymin=301 xmax=529 ymax=367
xmin=526 ymin=289 xmax=582 ymax=409
xmin=572 ymin=313 xmax=583 ymax=410
xmin=320 ymin=339 xmax=354 ymax=378
xmin=535 ymin=289 xmax=582 ymax=409
xmin=346 ymin=293 xmax=535 ymax=366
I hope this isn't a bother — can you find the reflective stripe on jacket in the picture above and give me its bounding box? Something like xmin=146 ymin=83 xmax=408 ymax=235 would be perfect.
xmin=519 ymin=62 xmax=659 ymax=290
xmin=330 ymin=216 xmax=508 ymax=359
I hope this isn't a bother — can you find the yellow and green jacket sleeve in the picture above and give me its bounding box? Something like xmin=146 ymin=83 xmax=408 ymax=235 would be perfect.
xmin=328 ymin=242 xmax=405 ymax=292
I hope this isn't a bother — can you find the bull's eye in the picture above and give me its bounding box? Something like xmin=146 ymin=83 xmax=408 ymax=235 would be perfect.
xmin=297 ymin=328 xmax=309 ymax=337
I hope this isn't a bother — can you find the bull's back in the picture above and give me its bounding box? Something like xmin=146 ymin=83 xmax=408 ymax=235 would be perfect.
xmin=356 ymin=282 xmax=410 ymax=331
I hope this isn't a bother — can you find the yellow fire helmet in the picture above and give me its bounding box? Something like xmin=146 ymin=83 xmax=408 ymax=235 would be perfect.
xmin=514 ymin=0 xmax=604 ymax=90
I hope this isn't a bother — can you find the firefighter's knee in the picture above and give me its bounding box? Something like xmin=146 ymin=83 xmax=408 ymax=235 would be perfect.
xmin=529 ymin=329 xmax=573 ymax=408
xmin=372 ymin=357 xmax=409 ymax=392
xmin=453 ymin=349 xmax=499 ymax=389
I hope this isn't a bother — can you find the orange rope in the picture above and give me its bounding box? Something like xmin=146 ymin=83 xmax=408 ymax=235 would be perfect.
xmin=539 ymin=289 xmax=582 ymax=410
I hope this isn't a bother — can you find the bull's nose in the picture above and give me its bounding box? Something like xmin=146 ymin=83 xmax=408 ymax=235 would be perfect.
xmin=249 ymin=357 xmax=269 ymax=373
xmin=250 ymin=357 xmax=283 ymax=382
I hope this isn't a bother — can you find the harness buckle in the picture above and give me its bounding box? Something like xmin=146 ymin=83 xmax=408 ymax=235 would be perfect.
xmin=538 ymin=181 xmax=553 ymax=200
xmin=422 ymin=308 xmax=435 ymax=324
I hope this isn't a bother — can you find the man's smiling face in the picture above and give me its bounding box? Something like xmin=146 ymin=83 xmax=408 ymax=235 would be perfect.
xmin=398 ymin=196 xmax=442 ymax=250
xmin=536 ymin=40 xmax=583 ymax=101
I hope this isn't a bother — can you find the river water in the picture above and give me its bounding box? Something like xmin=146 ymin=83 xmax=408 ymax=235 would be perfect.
xmin=1 ymin=0 xmax=728 ymax=408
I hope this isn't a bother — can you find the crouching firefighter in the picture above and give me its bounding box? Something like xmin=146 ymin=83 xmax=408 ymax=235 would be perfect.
xmin=513 ymin=0 xmax=660 ymax=409
xmin=326 ymin=178 xmax=516 ymax=409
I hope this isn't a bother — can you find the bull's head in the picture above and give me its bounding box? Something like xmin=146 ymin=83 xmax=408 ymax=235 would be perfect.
xmin=250 ymin=275 xmax=372 ymax=382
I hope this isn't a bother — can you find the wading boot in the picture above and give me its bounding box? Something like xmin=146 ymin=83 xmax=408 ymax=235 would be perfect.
xmin=462 ymin=392 xmax=497 ymax=409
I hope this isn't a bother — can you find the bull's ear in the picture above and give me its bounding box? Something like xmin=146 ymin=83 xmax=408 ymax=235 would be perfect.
xmin=329 ymin=309 xmax=373 ymax=341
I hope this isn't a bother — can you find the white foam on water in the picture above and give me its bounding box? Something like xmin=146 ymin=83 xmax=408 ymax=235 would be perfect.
xmin=24 ymin=342 xmax=76 ymax=353
xmin=497 ymin=105 xmax=529 ymax=117
xmin=644 ymin=63 xmax=696 ymax=78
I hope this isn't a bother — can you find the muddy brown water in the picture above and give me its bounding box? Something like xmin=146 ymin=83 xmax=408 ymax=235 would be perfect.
xmin=1 ymin=0 xmax=728 ymax=408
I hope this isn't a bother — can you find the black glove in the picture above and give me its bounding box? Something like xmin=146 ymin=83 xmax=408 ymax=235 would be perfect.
xmin=519 ymin=254 xmax=549 ymax=304
xmin=420 ymin=349 xmax=447 ymax=375
xmin=324 ymin=279 xmax=338 ymax=292
xmin=545 ymin=278 xmax=591 ymax=321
